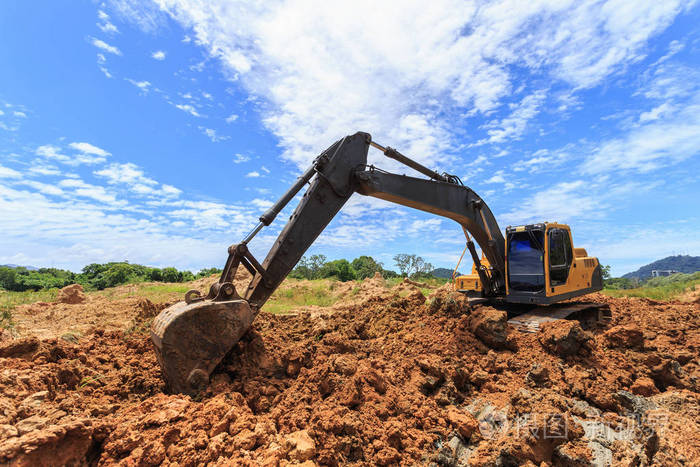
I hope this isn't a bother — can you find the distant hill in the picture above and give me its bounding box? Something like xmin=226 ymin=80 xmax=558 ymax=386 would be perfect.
xmin=431 ymin=267 xmax=461 ymax=279
xmin=1 ymin=264 xmax=38 ymax=271
xmin=622 ymin=255 xmax=700 ymax=279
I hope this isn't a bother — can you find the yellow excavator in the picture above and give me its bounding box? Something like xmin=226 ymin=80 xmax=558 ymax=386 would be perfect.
xmin=151 ymin=132 xmax=606 ymax=395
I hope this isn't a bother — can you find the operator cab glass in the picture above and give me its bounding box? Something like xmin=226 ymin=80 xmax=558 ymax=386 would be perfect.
xmin=507 ymin=229 xmax=545 ymax=292
xmin=548 ymin=228 xmax=573 ymax=286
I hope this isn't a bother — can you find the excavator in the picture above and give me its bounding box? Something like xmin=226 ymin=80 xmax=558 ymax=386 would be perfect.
xmin=151 ymin=132 xmax=606 ymax=395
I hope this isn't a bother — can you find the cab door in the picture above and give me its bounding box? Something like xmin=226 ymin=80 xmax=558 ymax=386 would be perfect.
xmin=547 ymin=227 xmax=573 ymax=294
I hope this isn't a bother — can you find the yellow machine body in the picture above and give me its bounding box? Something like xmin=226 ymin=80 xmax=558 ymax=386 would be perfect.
xmin=454 ymin=255 xmax=489 ymax=296
xmin=454 ymin=222 xmax=603 ymax=305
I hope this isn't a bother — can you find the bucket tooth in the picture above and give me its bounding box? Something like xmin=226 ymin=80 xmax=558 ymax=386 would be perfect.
xmin=150 ymin=299 xmax=256 ymax=395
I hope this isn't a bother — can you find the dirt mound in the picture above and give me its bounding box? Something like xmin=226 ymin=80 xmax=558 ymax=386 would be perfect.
xmin=56 ymin=284 xmax=86 ymax=305
xmin=0 ymin=284 xmax=698 ymax=465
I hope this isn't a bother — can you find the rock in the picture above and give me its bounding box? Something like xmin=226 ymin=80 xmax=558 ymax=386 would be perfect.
xmin=447 ymin=408 xmax=479 ymax=439
xmin=283 ymin=429 xmax=316 ymax=461
xmin=139 ymin=440 xmax=166 ymax=466
xmin=630 ymin=377 xmax=659 ymax=397
xmin=651 ymin=359 xmax=685 ymax=389
xmin=56 ymin=283 xmax=86 ymax=304
xmin=331 ymin=354 xmax=357 ymax=376
xmin=0 ymin=418 xmax=93 ymax=466
xmin=0 ymin=336 xmax=39 ymax=358
xmin=615 ymin=391 xmax=657 ymax=419
xmin=0 ymin=424 xmax=18 ymax=438
xmin=233 ymin=428 xmax=257 ymax=450
xmin=526 ymin=363 xmax=550 ymax=387
xmin=16 ymin=415 xmax=49 ymax=435
xmin=539 ymin=320 xmax=591 ymax=357
xmin=375 ymin=446 xmax=401 ymax=465
xmin=471 ymin=370 xmax=489 ymax=387
xmin=553 ymin=441 xmax=593 ymax=466
xmin=468 ymin=307 xmax=508 ymax=349
xmin=604 ymin=325 xmax=644 ymax=349
xmin=360 ymin=367 xmax=387 ymax=394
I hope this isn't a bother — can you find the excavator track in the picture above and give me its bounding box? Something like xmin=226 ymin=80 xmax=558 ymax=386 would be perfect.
xmin=507 ymin=302 xmax=611 ymax=333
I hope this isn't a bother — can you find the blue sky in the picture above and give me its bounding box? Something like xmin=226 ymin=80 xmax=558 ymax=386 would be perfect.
xmin=1 ymin=0 xmax=699 ymax=276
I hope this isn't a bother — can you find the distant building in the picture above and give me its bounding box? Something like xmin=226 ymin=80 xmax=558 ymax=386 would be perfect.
xmin=650 ymin=269 xmax=679 ymax=278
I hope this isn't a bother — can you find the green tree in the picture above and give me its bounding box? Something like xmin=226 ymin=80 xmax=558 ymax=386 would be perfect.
xmin=197 ymin=267 xmax=222 ymax=278
xmin=161 ymin=267 xmax=181 ymax=282
xmin=291 ymin=254 xmax=327 ymax=279
xmin=0 ymin=267 xmax=17 ymax=290
xmin=351 ymin=256 xmax=383 ymax=279
xmin=393 ymin=254 xmax=434 ymax=278
xmin=601 ymin=264 xmax=612 ymax=282
xmin=320 ymin=259 xmax=356 ymax=282
xmin=148 ymin=268 xmax=163 ymax=282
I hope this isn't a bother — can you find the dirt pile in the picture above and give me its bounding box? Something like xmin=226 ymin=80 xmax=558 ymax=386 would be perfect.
xmin=56 ymin=284 xmax=86 ymax=305
xmin=0 ymin=285 xmax=698 ymax=465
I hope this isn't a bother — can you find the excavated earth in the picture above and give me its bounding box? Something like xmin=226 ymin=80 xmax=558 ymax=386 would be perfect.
xmin=0 ymin=276 xmax=698 ymax=466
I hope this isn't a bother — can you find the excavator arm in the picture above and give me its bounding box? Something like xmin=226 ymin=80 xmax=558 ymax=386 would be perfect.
xmin=151 ymin=131 xmax=506 ymax=394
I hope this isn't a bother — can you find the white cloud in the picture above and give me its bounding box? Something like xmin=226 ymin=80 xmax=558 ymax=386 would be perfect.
xmin=146 ymin=0 xmax=691 ymax=172
xmin=484 ymin=171 xmax=506 ymax=184
xmin=0 ymin=164 xmax=22 ymax=179
xmin=36 ymin=145 xmax=70 ymax=163
xmin=499 ymin=181 xmax=603 ymax=226
xmin=90 ymin=37 xmax=122 ymax=56
xmin=12 ymin=111 xmax=27 ymax=118
xmin=152 ymin=50 xmax=166 ymax=60
xmin=98 ymin=21 xmax=120 ymax=34
xmin=69 ymin=142 xmax=111 ymax=157
xmin=246 ymin=171 xmax=261 ymax=178
xmin=225 ymin=113 xmax=238 ymax=123
xmin=95 ymin=162 xmax=156 ymax=186
xmin=126 ymin=79 xmax=152 ymax=92
xmin=251 ymin=198 xmax=273 ymax=209
xmin=58 ymin=178 xmax=117 ymax=204
xmin=38 ymin=141 xmax=112 ymax=165
xmin=582 ymin=65 xmax=700 ymax=174
xmin=175 ymin=103 xmax=201 ymax=117
xmin=19 ymin=180 xmax=64 ymax=196
xmin=98 ymin=10 xmax=109 ymax=21
xmin=480 ymin=90 xmax=547 ymax=144
xmin=28 ymin=163 xmax=61 ymax=176
xmin=200 ymin=127 xmax=230 ymax=142
xmin=233 ymin=153 xmax=250 ymax=164
xmin=161 ymin=184 xmax=182 ymax=197
xmin=94 ymin=162 xmax=182 ymax=198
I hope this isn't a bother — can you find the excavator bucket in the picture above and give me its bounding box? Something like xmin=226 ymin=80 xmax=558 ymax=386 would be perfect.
xmin=150 ymin=298 xmax=256 ymax=395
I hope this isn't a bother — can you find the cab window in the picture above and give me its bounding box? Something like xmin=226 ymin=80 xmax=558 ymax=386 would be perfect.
xmin=507 ymin=230 xmax=545 ymax=292
xmin=548 ymin=228 xmax=572 ymax=286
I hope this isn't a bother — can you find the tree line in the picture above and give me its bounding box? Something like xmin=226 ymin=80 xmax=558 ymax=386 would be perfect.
xmin=289 ymin=254 xmax=434 ymax=282
xmin=0 ymin=253 xmax=437 ymax=292
xmin=0 ymin=263 xmax=222 ymax=292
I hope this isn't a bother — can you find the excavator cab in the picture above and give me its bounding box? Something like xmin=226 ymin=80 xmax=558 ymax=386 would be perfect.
xmin=455 ymin=222 xmax=603 ymax=305
xmin=504 ymin=223 xmax=603 ymax=304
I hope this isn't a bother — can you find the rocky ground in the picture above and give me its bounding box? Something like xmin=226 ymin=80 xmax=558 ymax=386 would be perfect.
xmin=0 ymin=275 xmax=698 ymax=466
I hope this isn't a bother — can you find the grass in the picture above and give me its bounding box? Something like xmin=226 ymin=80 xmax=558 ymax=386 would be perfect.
xmin=0 ymin=288 xmax=60 ymax=330
xmin=264 ymin=279 xmax=339 ymax=314
xmin=603 ymin=271 xmax=700 ymax=301
xmin=93 ymin=282 xmax=192 ymax=303
xmin=263 ymin=276 xmax=451 ymax=313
